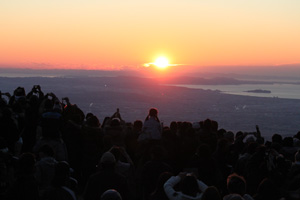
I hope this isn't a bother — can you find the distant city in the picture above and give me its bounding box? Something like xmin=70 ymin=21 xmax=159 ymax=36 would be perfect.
xmin=1 ymin=68 xmax=300 ymax=140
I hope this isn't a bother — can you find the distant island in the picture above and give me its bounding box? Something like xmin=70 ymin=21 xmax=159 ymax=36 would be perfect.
xmin=244 ymin=89 xmax=271 ymax=94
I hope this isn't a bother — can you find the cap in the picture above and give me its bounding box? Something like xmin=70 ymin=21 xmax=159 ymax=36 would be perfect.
xmin=100 ymin=152 xmax=116 ymax=164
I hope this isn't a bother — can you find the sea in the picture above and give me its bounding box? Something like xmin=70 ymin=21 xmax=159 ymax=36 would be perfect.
xmin=168 ymin=83 xmax=300 ymax=100
xmin=1 ymin=70 xmax=300 ymax=140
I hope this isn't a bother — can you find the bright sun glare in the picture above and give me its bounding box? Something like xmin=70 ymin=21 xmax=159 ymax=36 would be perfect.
xmin=153 ymin=57 xmax=169 ymax=69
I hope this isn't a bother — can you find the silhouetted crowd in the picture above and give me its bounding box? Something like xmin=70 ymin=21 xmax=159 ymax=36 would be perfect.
xmin=0 ymin=85 xmax=300 ymax=200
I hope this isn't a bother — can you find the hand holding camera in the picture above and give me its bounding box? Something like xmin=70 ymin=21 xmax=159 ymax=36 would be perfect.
xmin=32 ymin=85 xmax=41 ymax=92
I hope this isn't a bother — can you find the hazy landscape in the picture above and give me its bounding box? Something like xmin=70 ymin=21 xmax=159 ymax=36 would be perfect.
xmin=1 ymin=68 xmax=300 ymax=140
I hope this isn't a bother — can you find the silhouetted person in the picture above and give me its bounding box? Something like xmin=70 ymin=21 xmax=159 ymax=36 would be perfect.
xmin=223 ymin=173 xmax=254 ymax=200
xmin=41 ymin=161 xmax=78 ymax=200
xmin=163 ymin=172 xmax=208 ymax=200
xmin=0 ymin=107 xmax=20 ymax=154
xmin=187 ymin=144 xmax=219 ymax=186
xmin=4 ymin=153 xmax=39 ymax=200
xmin=139 ymin=108 xmax=162 ymax=141
xmin=83 ymin=152 xmax=129 ymax=200
xmin=149 ymin=172 xmax=173 ymax=200
xmin=35 ymin=145 xmax=58 ymax=194
xmin=141 ymin=145 xmax=172 ymax=200
xmin=253 ymin=178 xmax=281 ymax=200
xmin=201 ymin=186 xmax=221 ymax=200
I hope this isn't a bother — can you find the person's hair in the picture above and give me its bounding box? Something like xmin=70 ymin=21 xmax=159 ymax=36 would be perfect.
xmin=235 ymin=131 xmax=243 ymax=139
xmin=86 ymin=113 xmax=94 ymax=120
xmin=86 ymin=115 xmax=100 ymax=127
xmin=14 ymin=87 xmax=26 ymax=96
xmin=211 ymin=120 xmax=218 ymax=132
xmin=149 ymin=108 xmax=158 ymax=116
xmin=203 ymin=119 xmax=213 ymax=131
xmin=181 ymin=175 xmax=200 ymax=197
xmin=227 ymin=173 xmax=246 ymax=195
xmin=133 ymin=120 xmax=143 ymax=130
xmin=145 ymin=108 xmax=160 ymax=122
xmin=201 ymin=186 xmax=221 ymax=200
xmin=170 ymin=121 xmax=178 ymax=131
xmin=110 ymin=118 xmax=121 ymax=127
xmin=102 ymin=117 xmax=111 ymax=128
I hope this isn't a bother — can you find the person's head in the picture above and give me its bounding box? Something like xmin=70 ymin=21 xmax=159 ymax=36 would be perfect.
xmin=203 ymin=119 xmax=212 ymax=131
xmin=201 ymin=186 xmax=221 ymax=200
xmin=211 ymin=120 xmax=218 ymax=132
xmin=224 ymin=131 xmax=235 ymax=143
xmin=181 ymin=174 xmax=200 ymax=197
xmin=217 ymin=129 xmax=226 ymax=139
xmin=86 ymin=115 xmax=100 ymax=127
xmin=133 ymin=120 xmax=143 ymax=131
xmin=227 ymin=173 xmax=246 ymax=196
xmin=86 ymin=113 xmax=94 ymax=120
xmin=101 ymin=189 xmax=122 ymax=200
xmin=242 ymin=134 xmax=255 ymax=144
xmin=235 ymin=131 xmax=243 ymax=139
xmin=99 ymin=151 xmax=116 ymax=169
xmin=170 ymin=121 xmax=178 ymax=132
xmin=149 ymin=108 xmax=158 ymax=117
xmin=14 ymin=87 xmax=26 ymax=97
xmin=110 ymin=118 xmax=121 ymax=127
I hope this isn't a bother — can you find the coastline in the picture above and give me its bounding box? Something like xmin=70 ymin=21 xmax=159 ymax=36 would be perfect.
xmin=1 ymin=76 xmax=300 ymax=140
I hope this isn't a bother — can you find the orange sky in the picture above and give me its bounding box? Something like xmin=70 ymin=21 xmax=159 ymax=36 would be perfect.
xmin=1 ymin=0 xmax=300 ymax=72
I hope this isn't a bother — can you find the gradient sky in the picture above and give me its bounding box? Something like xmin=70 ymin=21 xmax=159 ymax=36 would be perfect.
xmin=1 ymin=0 xmax=300 ymax=72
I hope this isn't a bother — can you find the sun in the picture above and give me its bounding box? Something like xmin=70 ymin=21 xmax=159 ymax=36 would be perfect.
xmin=153 ymin=57 xmax=169 ymax=69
